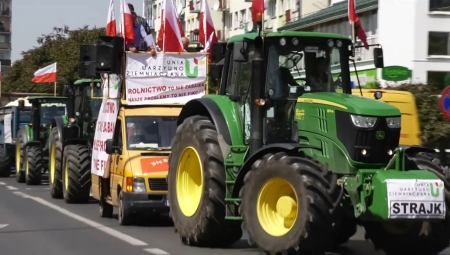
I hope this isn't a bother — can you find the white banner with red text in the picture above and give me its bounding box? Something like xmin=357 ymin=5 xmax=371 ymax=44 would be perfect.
xmin=91 ymin=78 xmax=121 ymax=177
xmin=125 ymin=53 xmax=207 ymax=105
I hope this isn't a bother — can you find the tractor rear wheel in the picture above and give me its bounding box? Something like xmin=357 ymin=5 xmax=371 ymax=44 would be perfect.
xmin=62 ymin=144 xmax=91 ymax=204
xmin=239 ymin=151 xmax=342 ymax=254
xmin=0 ymin=147 xmax=11 ymax=177
xmin=364 ymin=154 xmax=450 ymax=255
xmin=168 ymin=115 xmax=242 ymax=247
xmin=15 ymin=130 xmax=25 ymax=183
xmin=25 ymin=145 xmax=43 ymax=185
xmin=49 ymin=128 xmax=63 ymax=198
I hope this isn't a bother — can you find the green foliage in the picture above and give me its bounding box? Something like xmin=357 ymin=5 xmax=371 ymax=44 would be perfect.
xmin=4 ymin=26 xmax=105 ymax=93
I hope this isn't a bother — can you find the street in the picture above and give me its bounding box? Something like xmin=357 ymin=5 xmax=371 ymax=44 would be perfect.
xmin=0 ymin=175 xmax=448 ymax=255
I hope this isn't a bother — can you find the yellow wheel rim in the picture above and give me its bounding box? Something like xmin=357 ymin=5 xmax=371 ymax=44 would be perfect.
xmin=176 ymin=147 xmax=203 ymax=217
xmin=257 ymin=178 xmax=298 ymax=237
xmin=64 ymin=159 xmax=69 ymax=191
xmin=49 ymin=143 xmax=56 ymax=184
xmin=15 ymin=143 xmax=20 ymax=173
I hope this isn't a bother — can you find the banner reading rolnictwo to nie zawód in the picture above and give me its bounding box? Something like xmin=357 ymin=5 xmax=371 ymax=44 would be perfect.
xmin=90 ymin=53 xmax=207 ymax=176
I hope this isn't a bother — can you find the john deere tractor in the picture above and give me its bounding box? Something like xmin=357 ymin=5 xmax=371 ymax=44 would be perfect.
xmin=48 ymin=78 xmax=102 ymax=203
xmin=15 ymin=96 xmax=67 ymax=185
xmin=168 ymin=30 xmax=450 ymax=254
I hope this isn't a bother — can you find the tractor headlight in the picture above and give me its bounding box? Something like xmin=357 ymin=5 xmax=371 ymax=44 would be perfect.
xmin=350 ymin=114 xmax=377 ymax=128
xmin=386 ymin=117 xmax=401 ymax=128
xmin=133 ymin=177 xmax=146 ymax=193
xmin=279 ymin=37 xmax=287 ymax=46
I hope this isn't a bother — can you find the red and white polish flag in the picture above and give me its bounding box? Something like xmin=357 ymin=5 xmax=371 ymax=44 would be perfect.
xmin=199 ymin=0 xmax=218 ymax=55
xmin=32 ymin=62 xmax=57 ymax=83
xmin=157 ymin=0 xmax=185 ymax=51
xmin=161 ymin=0 xmax=183 ymax=52
xmin=106 ymin=0 xmax=117 ymax=36
xmin=120 ymin=0 xmax=134 ymax=46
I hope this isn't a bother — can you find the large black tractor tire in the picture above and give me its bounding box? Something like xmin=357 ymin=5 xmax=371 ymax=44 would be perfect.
xmin=168 ymin=115 xmax=242 ymax=247
xmin=62 ymin=144 xmax=91 ymax=204
xmin=239 ymin=151 xmax=342 ymax=255
xmin=364 ymin=154 xmax=450 ymax=255
xmin=15 ymin=130 xmax=25 ymax=183
xmin=49 ymin=128 xmax=63 ymax=198
xmin=0 ymin=147 xmax=11 ymax=177
xmin=25 ymin=146 xmax=44 ymax=185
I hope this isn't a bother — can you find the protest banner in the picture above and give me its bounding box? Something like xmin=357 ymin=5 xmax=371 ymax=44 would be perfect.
xmin=125 ymin=53 xmax=207 ymax=105
xmin=91 ymin=75 xmax=121 ymax=176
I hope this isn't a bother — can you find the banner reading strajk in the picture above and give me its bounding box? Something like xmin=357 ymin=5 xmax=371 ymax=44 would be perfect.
xmin=125 ymin=53 xmax=207 ymax=105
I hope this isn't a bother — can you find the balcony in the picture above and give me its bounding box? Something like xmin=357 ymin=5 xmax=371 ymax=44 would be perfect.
xmin=0 ymin=9 xmax=11 ymax=17
xmin=215 ymin=0 xmax=230 ymax=11
xmin=0 ymin=59 xmax=11 ymax=66
xmin=189 ymin=30 xmax=199 ymax=43
xmin=0 ymin=42 xmax=10 ymax=49
xmin=188 ymin=0 xmax=200 ymax=13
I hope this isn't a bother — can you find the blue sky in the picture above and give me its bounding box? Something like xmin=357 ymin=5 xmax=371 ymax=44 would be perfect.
xmin=11 ymin=0 xmax=144 ymax=63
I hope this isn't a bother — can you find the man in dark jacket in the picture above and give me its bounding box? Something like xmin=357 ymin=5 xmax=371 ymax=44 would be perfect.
xmin=128 ymin=3 xmax=152 ymax=35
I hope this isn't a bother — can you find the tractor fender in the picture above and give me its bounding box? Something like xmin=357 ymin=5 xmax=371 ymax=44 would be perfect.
xmin=25 ymin=141 xmax=41 ymax=148
xmin=177 ymin=98 xmax=232 ymax=145
xmin=51 ymin=117 xmax=65 ymax=142
xmin=62 ymin=123 xmax=81 ymax=146
xmin=402 ymin=145 xmax=437 ymax=157
xmin=231 ymin=143 xmax=321 ymax=197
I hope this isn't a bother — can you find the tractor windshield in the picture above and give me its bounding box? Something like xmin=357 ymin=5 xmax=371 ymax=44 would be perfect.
xmin=41 ymin=105 xmax=66 ymax=125
xmin=266 ymin=39 xmax=350 ymax=98
xmin=84 ymin=87 xmax=102 ymax=119
xmin=125 ymin=116 xmax=177 ymax=150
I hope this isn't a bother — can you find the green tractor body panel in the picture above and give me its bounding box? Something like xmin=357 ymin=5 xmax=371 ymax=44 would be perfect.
xmin=24 ymin=124 xmax=33 ymax=141
xmin=227 ymin=31 xmax=349 ymax=43
xmin=74 ymin=79 xmax=101 ymax=85
xmin=202 ymin=95 xmax=246 ymax=146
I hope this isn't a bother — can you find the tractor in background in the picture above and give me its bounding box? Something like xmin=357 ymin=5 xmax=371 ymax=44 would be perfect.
xmin=15 ymin=96 xmax=67 ymax=185
xmin=0 ymin=103 xmax=31 ymax=177
xmin=48 ymin=78 xmax=102 ymax=203
xmin=167 ymin=27 xmax=450 ymax=255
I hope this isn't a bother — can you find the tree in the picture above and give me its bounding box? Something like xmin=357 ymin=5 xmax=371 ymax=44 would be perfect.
xmin=3 ymin=26 xmax=105 ymax=93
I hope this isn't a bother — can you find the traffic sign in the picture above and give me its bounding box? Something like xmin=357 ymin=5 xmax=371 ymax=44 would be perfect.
xmin=439 ymin=86 xmax=450 ymax=120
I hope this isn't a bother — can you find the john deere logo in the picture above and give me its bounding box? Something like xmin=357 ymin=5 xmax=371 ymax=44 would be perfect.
xmin=185 ymin=58 xmax=205 ymax=78
xmin=376 ymin=131 xmax=385 ymax=140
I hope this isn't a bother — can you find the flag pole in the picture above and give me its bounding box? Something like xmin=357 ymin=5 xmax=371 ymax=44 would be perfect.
xmin=54 ymin=82 xmax=56 ymax=96
xmin=162 ymin=0 xmax=166 ymax=52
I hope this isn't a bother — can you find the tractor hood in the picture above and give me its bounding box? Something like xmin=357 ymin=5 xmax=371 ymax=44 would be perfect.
xmin=297 ymin=92 xmax=401 ymax=116
xmin=125 ymin=150 xmax=169 ymax=177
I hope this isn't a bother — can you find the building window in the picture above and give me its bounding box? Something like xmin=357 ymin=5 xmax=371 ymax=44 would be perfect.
xmin=430 ymin=0 xmax=450 ymax=12
xmin=234 ymin=12 xmax=238 ymax=29
xmin=0 ymin=35 xmax=5 ymax=43
xmin=428 ymin=71 xmax=450 ymax=90
xmin=428 ymin=32 xmax=450 ymax=56
xmin=268 ymin=0 xmax=276 ymax=18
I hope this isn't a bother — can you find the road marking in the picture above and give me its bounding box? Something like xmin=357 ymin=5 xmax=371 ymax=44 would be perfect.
xmin=0 ymin=224 xmax=8 ymax=229
xmin=12 ymin=191 xmax=30 ymax=198
xmin=6 ymin=186 xmax=18 ymax=190
xmin=143 ymin=248 xmax=169 ymax=255
xmin=0 ymin=182 xmax=5 ymax=185
xmin=26 ymin=195 xmax=148 ymax=246
xmin=25 ymin=187 xmax=50 ymax=190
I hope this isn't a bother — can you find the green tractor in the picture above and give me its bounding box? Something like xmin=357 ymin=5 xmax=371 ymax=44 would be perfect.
xmin=48 ymin=79 xmax=102 ymax=203
xmin=15 ymin=96 xmax=68 ymax=185
xmin=167 ymin=31 xmax=450 ymax=254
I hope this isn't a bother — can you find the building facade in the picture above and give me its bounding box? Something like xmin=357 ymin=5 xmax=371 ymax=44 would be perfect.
xmin=280 ymin=0 xmax=450 ymax=88
xmin=0 ymin=0 xmax=11 ymax=76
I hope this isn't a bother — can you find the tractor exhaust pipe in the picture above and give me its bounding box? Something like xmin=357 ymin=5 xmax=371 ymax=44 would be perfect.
xmin=249 ymin=49 xmax=265 ymax=155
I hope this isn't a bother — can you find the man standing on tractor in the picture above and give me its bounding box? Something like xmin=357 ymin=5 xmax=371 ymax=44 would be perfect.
xmin=127 ymin=4 xmax=152 ymax=35
xmin=126 ymin=11 xmax=156 ymax=56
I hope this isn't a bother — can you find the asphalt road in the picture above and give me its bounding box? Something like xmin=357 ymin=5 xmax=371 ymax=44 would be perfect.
xmin=0 ymin=175 xmax=448 ymax=255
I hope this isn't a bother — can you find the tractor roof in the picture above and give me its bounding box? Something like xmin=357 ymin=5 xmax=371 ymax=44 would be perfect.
xmin=74 ymin=78 xmax=102 ymax=85
xmin=27 ymin=96 xmax=68 ymax=103
xmin=228 ymin=31 xmax=350 ymax=44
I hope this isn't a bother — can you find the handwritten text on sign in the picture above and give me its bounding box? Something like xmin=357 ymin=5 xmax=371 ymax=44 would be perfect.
xmin=125 ymin=53 xmax=207 ymax=105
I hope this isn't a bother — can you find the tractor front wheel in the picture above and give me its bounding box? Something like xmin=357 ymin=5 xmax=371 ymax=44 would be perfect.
xmin=0 ymin=147 xmax=11 ymax=177
xmin=239 ymin=152 xmax=342 ymax=254
xmin=25 ymin=146 xmax=43 ymax=185
xmin=62 ymin=144 xmax=91 ymax=203
xmin=168 ymin=115 xmax=242 ymax=247
xmin=15 ymin=130 xmax=25 ymax=183
xmin=49 ymin=127 xmax=63 ymax=198
xmin=364 ymin=154 xmax=450 ymax=255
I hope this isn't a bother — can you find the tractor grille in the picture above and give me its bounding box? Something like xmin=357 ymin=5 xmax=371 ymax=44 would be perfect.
xmin=336 ymin=111 xmax=400 ymax=164
xmin=148 ymin=178 xmax=168 ymax=191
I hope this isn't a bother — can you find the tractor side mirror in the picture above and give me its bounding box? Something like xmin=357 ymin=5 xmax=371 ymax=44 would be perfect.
xmin=233 ymin=42 xmax=249 ymax=62
xmin=18 ymin=99 xmax=24 ymax=110
xmin=373 ymin=48 xmax=384 ymax=68
xmin=105 ymin=139 xmax=115 ymax=154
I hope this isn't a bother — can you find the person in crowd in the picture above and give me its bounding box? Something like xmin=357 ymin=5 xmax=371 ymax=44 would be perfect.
xmin=126 ymin=11 xmax=156 ymax=56
xmin=181 ymin=37 xmax=190 ymax=50
xmin=128 ymin=3 xmax=152 ymax=35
